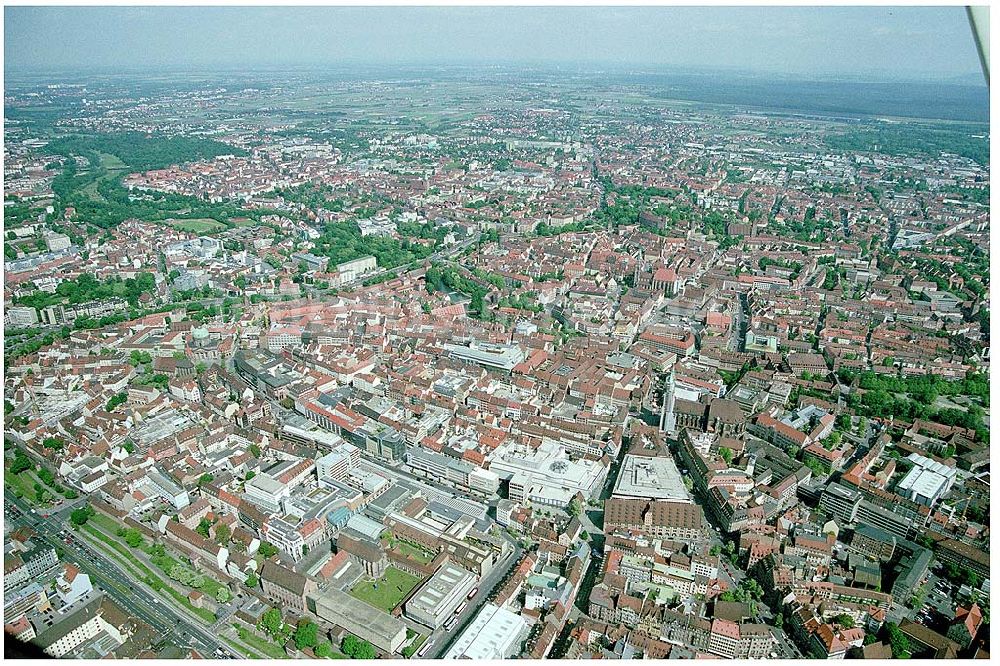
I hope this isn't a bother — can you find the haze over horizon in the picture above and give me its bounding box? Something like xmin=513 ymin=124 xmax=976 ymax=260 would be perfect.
xmin=4 ymin=6 xmax=987 ymax=85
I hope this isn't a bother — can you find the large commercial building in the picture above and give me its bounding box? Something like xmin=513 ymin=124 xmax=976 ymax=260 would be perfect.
xmin=406 ymin=448 xmax=500 ymax=497
xmin=612 ymin=454 xmax=692 ymax=503
xmin=490 ymin=440 xmax=606 ymax=507
xmin=405 ymin=562 xmax=477 ymax=628
xmin=308 ymin=588 xmax=408 ymax=654
xmin=336 ymin=256 xmax=378 ymax=282
xmin=444 ymin=603 xmax=529 ymax=660
xmin=5 ymin=305 xmax=39 ymax=328
xmin=316 ymin=443 xmax=363 ymax=480
xmin=819 ymin=484 xmax=862 ymax=524
xmin=604 ymin=498 xmax=707 ymax=544
xmin=896 ymin=453 xmax=958 ymax=507
xmin=243 ymin=473 xmax=290 ymax=513
xmin=443 ymin=341 xmax=527 ymax=373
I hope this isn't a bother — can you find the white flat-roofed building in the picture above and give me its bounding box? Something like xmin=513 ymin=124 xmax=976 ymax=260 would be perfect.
xmin=283 ymin=422 xmax=348 ymax=453
xmin=407 ymin=448 xmax=500 ymax=497
xmin=490 ymin=440 xmax=606 ymax=507
xmin=443 ymin=341 xmax=527 ymax=373
xmin=897 ymin=453 xmax=958 ymax=507
xmin=143 ymin=469 xmax=190 ymax=509
xmin=243 ymin=473 xmax=289 ymax=513
xmin=405 ymin=562 xmax=477 ymax=628
xmin=444 ymin=603 xmax=529 ymax=660
xmin=316 ymin=443 xmax=362 ymax=480
xmin=6 ymin=305 xmax=39 ymax=328
xmin=336 ymin=256 xmax=377 ymax=282
xmin=613 ymin=454 xmax=692 ymax=503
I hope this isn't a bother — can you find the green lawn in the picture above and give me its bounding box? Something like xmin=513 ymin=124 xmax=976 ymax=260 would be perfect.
xmin=88 ymin=511 xmax=233 ymax=602
xmin=236 ymin=627 xmax=289 ymax=659
xmin=4 ymin=470 xmax=41 ymax=502
xmin=231 ymin=217 xmax=263 ymax=227
xmin=79 ymin=523 xmax=217 ymax=624
xmin=98 ymin=152 xmax=127 ymax=170
xmin=395 ymin=540 xmax=434 ymax=564
xmin=167 ymin=218 xmax=227 ymax=234
xmin=221 ymin=635 xmax=264 ymax=660
xmin=349 ymin=566 xmax=422 ymax=612
xmin=88 ymin=510 xmax=122 ymax=534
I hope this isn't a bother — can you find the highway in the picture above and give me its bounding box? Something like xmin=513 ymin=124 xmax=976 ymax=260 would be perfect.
xmin=4 ymin=491 xmax=235 ymax=658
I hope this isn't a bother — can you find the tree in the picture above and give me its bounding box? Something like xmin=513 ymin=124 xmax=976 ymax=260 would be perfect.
xmin=130 ymin=350 xmax=152 ymax=366
xmin=10 ymin=449 xmax=33 ymax=474
xmin=719 ymin=447 xmax=734 ymax=465
xmin=341 ymin=635 xmax=376 ymax=659
xmin=216 ymin=587 xmax=230 ymax=603
xmin=106 ymin=392 xmax=128 ymax=412
xmin=215 ymin=523 xmax=231 ymax=545
xmin=741 ymin=579 xmax=764 ymax=600
xmin=295 ymin=621 xmax=319 ymax=650
xmin=258 ymin=542 xmax=279 ymax=558
xmin=314 ymin=642 xmax=333 ymax=658
xmin=567 ymin=498 xmax=582 ymax=517
xmin=198 ymin=473 xmax=214 ymax=487
xmin=42 ymin=437 xmax=65 ymax=452
xmin=196 ymin=518 xmax=212 ymax=539
xmin=245 ymin=573 xmax=258 ymax=589
xmin=261 ymin=608 xmax=283 ymax=640
xmin=834 ymin=614 xmax=856 ymax=629
xmin=70 ymin=506 xmax=94 ymax=526
xmin=960 ymin=566 xmax=981 ymax=588
xmin=118 ymin=527 xmax=144 ymax=548
xmin=885 ymin=622 xmax=910 ymax=658
xmin=245 ymin=471 xmax=256 ymax=481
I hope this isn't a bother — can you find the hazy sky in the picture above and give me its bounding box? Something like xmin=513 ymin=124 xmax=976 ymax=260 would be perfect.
xmin=4 ymin=6 xmax=986 ymax=82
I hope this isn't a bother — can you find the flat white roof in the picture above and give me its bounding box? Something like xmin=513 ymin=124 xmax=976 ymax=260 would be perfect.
xmin=444 ymin=603 xmax=527 ymax=660
xmin=613 ymin=454 xmax=692 ymax=502
xmin=898 ymin=466 xmax=949 ymax=500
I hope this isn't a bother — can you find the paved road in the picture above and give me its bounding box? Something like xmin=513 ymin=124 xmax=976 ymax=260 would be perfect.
xmin=5 ymin=491 xmax=236 ymax=658
xmin=424 ymin=543 xmax=524 ymax=659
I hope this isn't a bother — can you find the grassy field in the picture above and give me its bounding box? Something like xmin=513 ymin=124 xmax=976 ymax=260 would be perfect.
xmin=221 ymin=635 xmax=265 ymax=660
xmin=395 ymin=540 xmax=434 ymax=564
xmin=99 ymin=152 xmax=127 ymax=170
xmin=89 ymin=510 xmax=122 ymax=534
xmin=81 ymin=519 xmax=218 ymax=624
xmin=4 ymin=470 xmax=41 ymax=502
xmin=166 ymin=218 xmax=227 ymax=234
xmin=77 ymin=152 xmax=128 ymax=202
xmin=349 ymin=566 xmax=422 ymax=612
xmin=231 ymin=217 xmax=263 ymax=227
xmin=236 ymin=627 xmax=289 ymax=659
